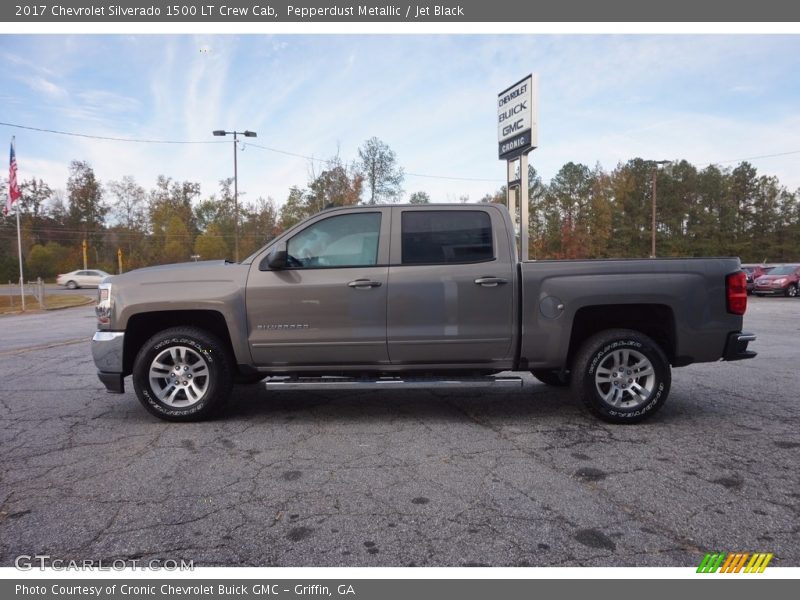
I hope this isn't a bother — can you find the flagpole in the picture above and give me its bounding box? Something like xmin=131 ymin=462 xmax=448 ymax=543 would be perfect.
xmin=8 ymin=136 xmax=24 ymax=311
xmin=16 ymin=197 xmax=25 ymax=311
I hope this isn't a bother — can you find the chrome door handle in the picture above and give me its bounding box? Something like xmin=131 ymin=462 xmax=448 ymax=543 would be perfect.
xmin=348 ymin=279 xmax=382 ymax=289
xmin=474 ymin=276 xmax=509 ymax=287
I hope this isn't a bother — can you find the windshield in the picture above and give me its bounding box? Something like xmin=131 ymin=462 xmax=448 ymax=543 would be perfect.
xmin=766 ymin=265 xmax=797 ymax=276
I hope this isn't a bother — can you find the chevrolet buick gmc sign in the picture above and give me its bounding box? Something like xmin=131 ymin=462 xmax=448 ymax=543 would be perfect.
xmin=498 ymin=74 xmax=538 ymax=159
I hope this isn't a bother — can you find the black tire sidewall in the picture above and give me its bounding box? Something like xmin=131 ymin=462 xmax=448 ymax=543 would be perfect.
xmin=132 ymin=329 xmax=231 ymax=421
xmin=575 ymin=331 xmax=670 ymax=423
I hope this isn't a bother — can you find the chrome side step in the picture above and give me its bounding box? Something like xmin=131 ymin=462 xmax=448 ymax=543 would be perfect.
xmin=264 ymin=376 xmax=524 ymax=391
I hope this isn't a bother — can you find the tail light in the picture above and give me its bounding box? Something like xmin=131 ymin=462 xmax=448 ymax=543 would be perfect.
xmin=726 ymin=271 xmax=747 ymax=315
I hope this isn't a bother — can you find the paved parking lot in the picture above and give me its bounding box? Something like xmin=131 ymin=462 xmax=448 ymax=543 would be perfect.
xmin=0 ymin=298 xmax=798 ymax=567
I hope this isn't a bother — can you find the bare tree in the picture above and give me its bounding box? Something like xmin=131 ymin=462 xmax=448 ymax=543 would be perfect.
xmin=357 ymin=137 xmax=404 ymax=204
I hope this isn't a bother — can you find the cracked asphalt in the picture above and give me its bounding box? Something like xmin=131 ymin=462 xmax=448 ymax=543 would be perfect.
xmin=0 ymin=298 xmax=798 ymax=567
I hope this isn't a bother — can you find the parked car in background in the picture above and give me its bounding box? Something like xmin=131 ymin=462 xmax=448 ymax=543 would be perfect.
xmin=741 ymin=264 xmax=774 ymax=294
xmin=752 ymin=264 xmax=800 ymax=297
xmin=57 ymin=269 xmax=111 ymax=289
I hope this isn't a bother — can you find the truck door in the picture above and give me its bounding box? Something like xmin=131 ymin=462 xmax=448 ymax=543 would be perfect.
xmin=386 ymin=206 xmax=516 ymax=366
xmin=246 ymin=209 xmax=391 ymax=367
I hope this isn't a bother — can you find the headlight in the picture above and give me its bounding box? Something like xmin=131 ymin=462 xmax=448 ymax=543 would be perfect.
xmin=96 ymin=282 xmax=113 ymax=326
xmin=774 ymin=278 xmax=786 ymax=285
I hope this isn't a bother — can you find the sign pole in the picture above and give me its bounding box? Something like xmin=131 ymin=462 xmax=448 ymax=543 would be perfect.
xmin=506 ymin=160 xmax=517 ymax=252
xmin=520 ymin=151 xmax=529 ymax=260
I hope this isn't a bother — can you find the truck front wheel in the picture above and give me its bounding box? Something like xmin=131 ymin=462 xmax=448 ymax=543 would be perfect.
xmin=132 ymin=326 xmax=233 ymax=421
xmin=571 ymin=329 xmax=671 ymax=424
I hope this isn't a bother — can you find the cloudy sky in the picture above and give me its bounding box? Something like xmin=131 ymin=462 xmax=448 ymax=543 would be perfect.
xmin=1 ymin=34 xmax=800 ymax=211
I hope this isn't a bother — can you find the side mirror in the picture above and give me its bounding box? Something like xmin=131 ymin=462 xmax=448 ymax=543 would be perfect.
xmin=261 ymin=243 xmax=288 ymax=270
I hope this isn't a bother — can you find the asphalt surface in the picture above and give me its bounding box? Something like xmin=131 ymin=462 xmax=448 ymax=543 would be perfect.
xmin=0 ymin=298 xmax=798 ymax=567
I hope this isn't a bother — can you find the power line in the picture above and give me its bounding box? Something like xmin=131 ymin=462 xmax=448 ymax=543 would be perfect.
xmin=700 ymin=149 xmax=800 ymax=167
xmin=3 ymin=119 xmax=799 ymax=184
xmin=243 ymin=142 xmax=504 ymax=183
xmin=0 ymin=121 xmax=228 ymax=145
xmin=0 ymin=121 xmax=504 ymax=183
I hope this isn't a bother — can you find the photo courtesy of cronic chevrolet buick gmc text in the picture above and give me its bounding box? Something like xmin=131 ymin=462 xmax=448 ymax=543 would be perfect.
xmin=91 ymin=204 xmax=756 ymax=423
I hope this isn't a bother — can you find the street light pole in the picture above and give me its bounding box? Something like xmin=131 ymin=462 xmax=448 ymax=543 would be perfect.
xmin=213 ymin=129 xmax=257 ymax=262
xmin=650 ymin=160 xmax=671 ymax=258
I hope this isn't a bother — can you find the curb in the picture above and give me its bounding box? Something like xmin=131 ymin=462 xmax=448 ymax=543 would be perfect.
xmin=0 ymin=296 xmax=95 ymax=317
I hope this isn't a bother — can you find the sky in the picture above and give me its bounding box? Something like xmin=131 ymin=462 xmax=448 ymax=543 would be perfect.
xmin=1 ymin=34 xmax=800 ymax=213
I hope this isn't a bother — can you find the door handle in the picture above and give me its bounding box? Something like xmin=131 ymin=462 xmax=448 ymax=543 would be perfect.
xmin=347 ymin=279 xmax=382 ymax=289
xmin=474 ymin=276 xmax=509 ymax=287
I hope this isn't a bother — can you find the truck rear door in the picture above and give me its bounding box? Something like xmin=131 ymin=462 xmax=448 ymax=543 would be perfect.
xmin=246 ymin=208 xmax=391 ymax=367
xmin=386 ymin=206 xmax=516 ymax=367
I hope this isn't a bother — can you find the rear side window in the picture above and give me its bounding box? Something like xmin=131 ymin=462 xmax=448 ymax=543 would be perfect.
xmin=401 ymin=211 xmax=493 ymax=265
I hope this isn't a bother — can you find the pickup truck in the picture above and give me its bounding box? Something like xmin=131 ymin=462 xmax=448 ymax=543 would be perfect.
xmin=92 ymin=203 xmax=756 ymax=423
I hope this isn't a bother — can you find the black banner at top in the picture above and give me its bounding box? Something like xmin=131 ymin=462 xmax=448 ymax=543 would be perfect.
xmin=4 ymin=0 xmax=800 ymax=22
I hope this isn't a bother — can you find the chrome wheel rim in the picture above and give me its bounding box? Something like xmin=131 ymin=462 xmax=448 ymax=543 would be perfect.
xmin=149 ymin=346 xmax=210 ymax=407
xmin=594 ymin=348 xmax=656 ymax=409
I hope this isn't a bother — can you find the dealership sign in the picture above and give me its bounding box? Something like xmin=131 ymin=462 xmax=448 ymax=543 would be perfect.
xmin=498 ymin=74 xmax=538 ymax=159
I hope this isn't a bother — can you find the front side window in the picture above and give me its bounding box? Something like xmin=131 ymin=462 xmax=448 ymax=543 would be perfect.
xmin=287 ymin=212 xmax=381 ymax=268
xmin=401 ymin=210 xmax=494 ymax=265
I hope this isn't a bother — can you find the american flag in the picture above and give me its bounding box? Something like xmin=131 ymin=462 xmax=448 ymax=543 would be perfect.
xmin=5 ymin=137 xmax=20 ymax=216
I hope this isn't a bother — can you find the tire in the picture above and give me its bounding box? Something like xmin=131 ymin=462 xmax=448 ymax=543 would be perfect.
xmin=132 ymin=326 xmax=234 ymax=421
xmin=532 ymin=369 xmax=569 ymax=387
xmin=570 ymin=329 xmax=671 ymax=424
xmin=66 ymin=280 xmax=78 ymax=290
xmin=786 ymin=284 xmax=798 ymax=298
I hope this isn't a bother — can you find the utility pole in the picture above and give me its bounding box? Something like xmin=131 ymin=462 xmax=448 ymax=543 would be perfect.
xmin=82 ymin=239 xmax=88 ymax=270
xmin=117 ymin=247 xmax=123 ymax=274
xmin=650 ymin=160 xmax=672 ymax=258
xmin=212 ymin=129 xmax=257 ymax=262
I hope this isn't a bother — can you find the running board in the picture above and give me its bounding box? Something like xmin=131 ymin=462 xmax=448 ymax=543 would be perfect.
xmin=264 ymin=376 xmax=524 ymax=391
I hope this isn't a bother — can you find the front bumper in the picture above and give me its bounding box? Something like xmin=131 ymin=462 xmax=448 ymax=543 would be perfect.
xmin=753 ymin=286 xmax=788 ymax=295
xmin=92 ymin=331 xmax=126 ymax=393
xmin=722 ymin=331 xmax=757 ymax=361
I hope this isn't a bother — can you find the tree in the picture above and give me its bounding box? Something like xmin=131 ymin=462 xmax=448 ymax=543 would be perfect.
xmin=67 ymin=160 xmax=107 ymax=251
xmin=240 ymin=197 xmax=279 ymax=257
xmin=194 ymin=223 xmax=229 ymax=260
xmin=408 ymin=191 xmax=431 ymax=204
xmin=306 ymin=155 xmax=364 ymax=212
xmin=357 ymin=137 xmax=404 ymax=204
xmin=19 ymin=178 xmax=53 ymax=219
xmin=161 ymin=215 xmax=192 ymax=264
xmin=108 ymin=176 xmax=147 ymax=231
xmin=278 ymin=186 xmax=309 ymax=230
xmin=26 ymin=242 xmax=70 ymax=280
xmin=148 ymin=176 xmax=200 ymax=262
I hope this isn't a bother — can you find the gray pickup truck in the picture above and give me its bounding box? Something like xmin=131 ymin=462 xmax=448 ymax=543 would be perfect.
xmin=92 ymin=203 xmax=755 ymax=423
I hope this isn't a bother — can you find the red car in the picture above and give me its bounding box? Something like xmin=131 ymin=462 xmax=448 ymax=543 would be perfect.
xmin=741 ymin=264 xmax=774 ymax=294
xmin=752 ymin=264 xmax=800 ymax=297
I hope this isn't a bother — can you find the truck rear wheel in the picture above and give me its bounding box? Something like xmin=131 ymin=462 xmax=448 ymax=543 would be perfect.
xmin=132 ymin=326 xmax=233 ymax=421
xmin=571 ymin=329 xmax=671 ymax=424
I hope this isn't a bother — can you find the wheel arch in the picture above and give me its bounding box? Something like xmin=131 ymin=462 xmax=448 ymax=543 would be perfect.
xmin=123 ymin=310 xmax=239 ymax=376
xmin=567 ymin=304 xmax=676 ymax=369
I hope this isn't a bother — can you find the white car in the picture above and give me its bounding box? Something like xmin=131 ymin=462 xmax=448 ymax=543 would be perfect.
xmin=56 ymin=269 xmax=111 ymax=289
